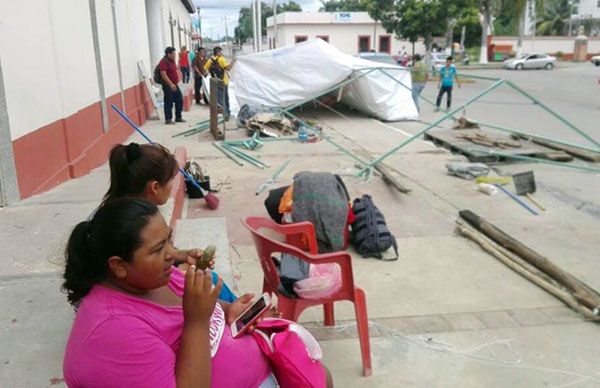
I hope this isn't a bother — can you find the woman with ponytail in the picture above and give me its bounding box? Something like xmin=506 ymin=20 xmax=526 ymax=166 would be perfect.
xmin=101 ymin=142 xmax=236 ymax=302
xmin=62 ymin=199 xmax=280 ymax=387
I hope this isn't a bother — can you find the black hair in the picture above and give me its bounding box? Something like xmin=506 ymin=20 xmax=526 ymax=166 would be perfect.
xmin=414 ymin=54 xmax=422 ymax=61
xmin=446 ymin=57 xmax=453 ymax=62
xmin=213 ymin=46 xmax=223 ymax=56
xmin=62 ymin=199 xmax=159 ymax=305
xmin=197 ymin=46 xmax=204 ymax=52
xmin=102 ymin=142 xmax=178 ymax=205
xmin=165 ymin=46 xmax=176 ymax=55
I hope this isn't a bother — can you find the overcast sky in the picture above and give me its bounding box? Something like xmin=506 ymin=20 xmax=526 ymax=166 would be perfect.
xmin=192 ymin=0 xmax=321 ymax=39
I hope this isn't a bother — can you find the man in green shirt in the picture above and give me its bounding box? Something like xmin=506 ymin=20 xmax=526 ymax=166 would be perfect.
xmin=410 ymin=54 xmax=428 ymax=114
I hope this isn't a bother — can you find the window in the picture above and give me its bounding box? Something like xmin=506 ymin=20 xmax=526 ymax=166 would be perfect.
xmin=358 ymin=35 xmax=371 ymax=53
xmin=379 ymin=35 xmax=391 ymax=54
xmin=317 ymin=35 xmax=330 ymax=43
xmin=295 ymin=35 xmax=308 ymax=44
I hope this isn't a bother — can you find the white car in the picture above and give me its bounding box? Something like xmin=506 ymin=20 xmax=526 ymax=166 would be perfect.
xmin=592 ymin=55 xmax=600 ymax=66
xmin=503 ymin=54 xmax=557 ymax=70
xmin=429 ymin=52 xmax=450 ymax=72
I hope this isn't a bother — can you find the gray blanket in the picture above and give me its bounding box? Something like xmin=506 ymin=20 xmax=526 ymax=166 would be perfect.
xmin=291 ymin=171 xmax=349 ymax=253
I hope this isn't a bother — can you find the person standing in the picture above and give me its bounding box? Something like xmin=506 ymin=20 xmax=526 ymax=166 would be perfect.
xmin=179 ymin=45 xmax=191 ymax=84
xmin=410 ymin=54 xmax=428 ymax=114
xmin=435 ymin=57 xmax=461 ymax=112
xmin=159 ymin=47 xmax=185 ymax=125
xmin=193 ymin=47 xmax=209 ymax=105
xmin=204 ymin=47 xmax=234 ymax=120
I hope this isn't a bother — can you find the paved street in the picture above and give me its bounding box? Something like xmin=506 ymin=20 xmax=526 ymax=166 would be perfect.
xmin=1 ymin=63 xmax=600 ymax=387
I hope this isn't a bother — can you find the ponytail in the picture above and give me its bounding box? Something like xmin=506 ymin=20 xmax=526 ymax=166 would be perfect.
xmin=62 ymin=199 xmax=159 ymax=305
xmin=63 ymin=221 xmax=106 ymax=305
xmin=103 ymin=143 xmax=178 ymax=205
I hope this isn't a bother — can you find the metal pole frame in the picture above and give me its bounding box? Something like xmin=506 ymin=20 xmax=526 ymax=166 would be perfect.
xmin=466 ymin=148 xmax=600 ymax=174
xmin=357 ymin=79 xmax=506 ymax=176
xmin=504 ymin=80 xmax=600 ymax=151
xmin=476 ymin=121 xmax=600 ymax=153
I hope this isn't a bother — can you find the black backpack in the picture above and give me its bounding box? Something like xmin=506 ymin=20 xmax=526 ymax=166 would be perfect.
xmin=209 ymin=57 xmax=225 ymax=79
xmin=153 ymin=63 xmax=163 ymax=84
xmin=351 ymin=195 xmax=398 ymax=260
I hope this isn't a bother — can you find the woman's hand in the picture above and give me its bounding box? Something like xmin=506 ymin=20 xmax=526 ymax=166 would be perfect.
xmin=224 ymin=293 xmax=255 ymax=325
xmin=178 ymin=249 xmax=216 ymax=272
xmin=183 ymin=266 xmax=222 ymax=326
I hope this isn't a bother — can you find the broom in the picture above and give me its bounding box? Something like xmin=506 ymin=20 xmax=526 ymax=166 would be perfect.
xmin=110 ymin=105 xmax=220 ymax=210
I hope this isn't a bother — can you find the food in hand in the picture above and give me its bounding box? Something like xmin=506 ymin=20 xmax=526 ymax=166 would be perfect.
xmin=197 ymin=245 xmax=216 ymax=270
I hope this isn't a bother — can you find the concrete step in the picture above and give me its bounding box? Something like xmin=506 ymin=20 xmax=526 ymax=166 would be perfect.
xmin=174 ymin=217 xmax=235 ymax=290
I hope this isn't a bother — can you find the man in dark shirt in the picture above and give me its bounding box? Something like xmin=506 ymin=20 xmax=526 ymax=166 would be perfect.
xmin=158 ymin=46 xmax=185 ymax=124
xmin=193 ymin=47 xmax=209 ymax=105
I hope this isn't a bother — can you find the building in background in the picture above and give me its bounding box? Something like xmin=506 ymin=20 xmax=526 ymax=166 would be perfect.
xmin=0 ymin=0 xmax=194 ymax=204
xmin=570 ymin=0 xmax=600 ymax=36
xmin=266 ymin=12 xmax=426 ymax=56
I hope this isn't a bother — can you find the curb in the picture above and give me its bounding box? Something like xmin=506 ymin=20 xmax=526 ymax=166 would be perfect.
xmin=169 ymin=146 xmax=187 ymax=230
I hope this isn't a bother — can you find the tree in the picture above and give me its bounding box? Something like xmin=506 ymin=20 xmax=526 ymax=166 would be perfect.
xmin=537 ymin=0 xmax=578 ymax=36
xmin=514 ymin=0 xmax=544 ymax=57
xmin=318 ymin=0 xmax=367 ymax=12
xmin=364 ymin=0 xmax=478 ymax=53
xmin=234 ymin=1 xmax=302 ymax=44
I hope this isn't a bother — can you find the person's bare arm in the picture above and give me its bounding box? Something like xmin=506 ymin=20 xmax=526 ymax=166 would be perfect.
xmin=160 ymin=70 xmax=177 ymax=91
xmin=176 ymin=267 xmax=223 ymax=388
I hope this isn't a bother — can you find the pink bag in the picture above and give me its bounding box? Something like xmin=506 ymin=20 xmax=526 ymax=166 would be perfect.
xmin=253 ymin=318 xmax=326 ymax=388
xmin=294 ymin=263 xmax=342 ymax=299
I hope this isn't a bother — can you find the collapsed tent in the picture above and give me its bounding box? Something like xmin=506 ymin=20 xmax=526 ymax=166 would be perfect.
xmin=231 ymin=39 xmax=418 ymax=122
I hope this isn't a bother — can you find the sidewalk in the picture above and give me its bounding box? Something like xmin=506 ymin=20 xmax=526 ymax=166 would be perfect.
xmin=2 ymin=99 xmax=600 ymax=387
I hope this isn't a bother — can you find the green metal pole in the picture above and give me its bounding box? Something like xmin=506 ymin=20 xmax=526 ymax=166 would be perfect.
xmin=255 ymin=159 xmax=291 ymax=195
xmin=221 ymin=143 xmax=269 ymax=168
xmin=504 ymin=80 xmax=600 ymax=151
xmin=477 ymin=121 xmax=600 ymax=153
xmin=377 ymin=68 xmax=437 ymax=108
xmin=184 ymin=126 xmax=210 ymax=137
xmin=358 ymin=79 xmax=506 ymax=174
xmin=283 ymin=67 xmax=379 ymax=112
xmin=454 ymin=73 xmax=502 ymax=82
xmin=212 ymin=142 xmax=244 ymax=166
xmin=280 ymin=109 xmax=369 ymax=167
xmin=466 ymin=148 xmax=600 ymax=174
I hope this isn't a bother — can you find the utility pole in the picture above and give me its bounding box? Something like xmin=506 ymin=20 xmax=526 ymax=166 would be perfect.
xmin=252 ymin=0 xmax=258 ymax=52
xmin=196 ymin=6 xmax=201 ymax=37
xmin=273 ymin=0 xmax=278 ymax=49
xmin=257 ymin=0 xmax=263 ymax=51
xmin=223 ymin=15 xmax=229 ymax=56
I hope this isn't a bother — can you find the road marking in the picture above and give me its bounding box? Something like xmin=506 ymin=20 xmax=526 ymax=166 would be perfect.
xmin=372 ymin=119 xmax=435 ymax=147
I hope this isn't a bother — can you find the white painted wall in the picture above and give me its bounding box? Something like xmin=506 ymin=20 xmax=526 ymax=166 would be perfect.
xmin=0 ymin=0 xmax=99 ymax=140
xmin=577 ymin=0 xmax=600 ymax=18
xmin=493 ymin=36 xmax=600 ymax=54
xmin=268 ymin=24 xmax=425 ymax=56
xmin=266 ymin=12 xmax=426 ymax=56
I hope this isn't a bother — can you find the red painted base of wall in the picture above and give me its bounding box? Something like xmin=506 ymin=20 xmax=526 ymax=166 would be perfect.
xmin=12 ymin=82 xmax=154 ymax=199
xmin=169 ymin=146 xmax=187 ymax=231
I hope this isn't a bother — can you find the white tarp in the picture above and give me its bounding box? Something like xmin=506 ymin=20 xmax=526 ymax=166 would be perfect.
xmin=231 ymin=39 xmax=418 ymax=121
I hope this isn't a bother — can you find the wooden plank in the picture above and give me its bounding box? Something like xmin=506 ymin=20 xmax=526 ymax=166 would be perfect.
xmin=209 ymin=78 xmax=224 ymax=140
xmin=512 ymin=133 xmax=600 ymax=162
xmin=424 ymin=129 xmax=570 ymax=163
xmin=137 ymin=60 xmax=160 ymax=120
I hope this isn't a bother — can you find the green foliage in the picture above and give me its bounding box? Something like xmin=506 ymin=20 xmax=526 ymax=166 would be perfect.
xmin=234 ymin=1 xmax=302 ymax=44
xmin=318 ymin=0 xmax=368 ymax=12
xmin=363 ymin=0 xmax=479 ymax=48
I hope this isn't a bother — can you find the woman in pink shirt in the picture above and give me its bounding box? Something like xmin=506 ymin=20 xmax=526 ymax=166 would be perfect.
xmin=62 ymin=199 xmax=276 ymax=387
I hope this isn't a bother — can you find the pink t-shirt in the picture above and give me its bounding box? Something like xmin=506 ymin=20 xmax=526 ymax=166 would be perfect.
xmin=63 ymin=270 xmax=271 ymax=388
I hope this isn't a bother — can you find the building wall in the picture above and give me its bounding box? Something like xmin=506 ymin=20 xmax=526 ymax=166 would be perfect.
xmin=578 ymin=0 xmax=600 ymax=18
xmin=492 ymin=36 xmax=600 ymax=55
xmin=0 ymin=0 xmax=191 ymax=200
xmin=267 ymin=23 xmax=425 ymax=56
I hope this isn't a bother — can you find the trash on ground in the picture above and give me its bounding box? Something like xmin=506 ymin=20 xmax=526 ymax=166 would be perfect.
xmin=453 ymin=116 xmax=480 ymax=130
xmin=446 ymin=162 xmax=490 ymax=180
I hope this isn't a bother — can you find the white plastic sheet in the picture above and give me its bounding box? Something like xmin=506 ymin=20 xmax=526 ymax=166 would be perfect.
xmin=231 ymin=39 xmax=418 ymax=121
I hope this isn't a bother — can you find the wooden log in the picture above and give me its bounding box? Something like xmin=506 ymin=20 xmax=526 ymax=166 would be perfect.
xmin=455 ymin=219 xmax=599 ymax=321
xmin=356 ymin=150 xmax=410 ymax=193
xmin=512 ymin=133 xmax=600 ymax=162
xmin=459 ymin=210 xmax=600 ymax=311
xmin=209 ymin=78 xmax=224 ymax=141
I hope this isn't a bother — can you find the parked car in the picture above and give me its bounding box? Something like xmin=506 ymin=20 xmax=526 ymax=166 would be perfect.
xmin=357 ymin=52 xmax=399 ymax=66
xmin=503 ymin=54 xmax=557 ymax=70
xmin=592 ymin=55 xmax=600 ymax=66
xmin=429 ymin=52 xmax=450 ymax=72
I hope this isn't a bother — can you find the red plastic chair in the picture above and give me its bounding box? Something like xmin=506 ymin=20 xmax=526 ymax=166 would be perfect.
xmin=243 ymin=216 xmax=372 ymax=377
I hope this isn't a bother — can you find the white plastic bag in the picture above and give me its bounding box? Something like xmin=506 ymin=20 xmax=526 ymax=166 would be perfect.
xmin=293 ymin=263 xmax=342 ymax=300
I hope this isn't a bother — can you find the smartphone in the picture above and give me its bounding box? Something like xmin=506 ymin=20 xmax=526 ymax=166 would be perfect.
xmin=230 ymin=293 xmax=271 ymax=338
